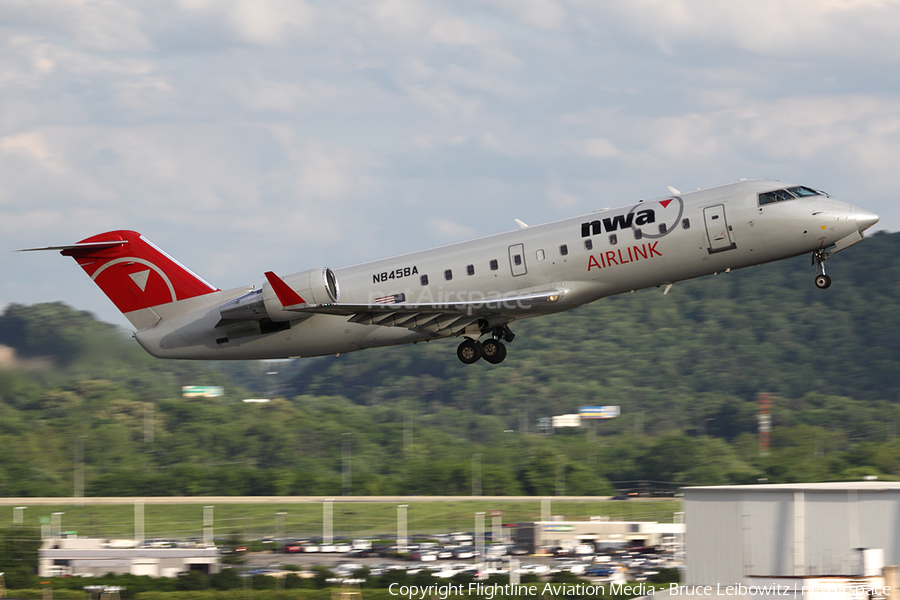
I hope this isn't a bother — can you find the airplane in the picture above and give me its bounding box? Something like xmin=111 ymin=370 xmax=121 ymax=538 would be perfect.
xmin=22 ymin=179 xmax=879 ymax=364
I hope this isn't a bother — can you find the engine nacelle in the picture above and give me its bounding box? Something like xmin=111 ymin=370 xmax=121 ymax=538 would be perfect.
xmin=218 ymin=267 xmax=340 ymax=324
xmin=262 ymin=267 xmax=340 ymax=321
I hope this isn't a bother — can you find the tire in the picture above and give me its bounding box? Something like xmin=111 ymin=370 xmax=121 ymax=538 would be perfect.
xmin=457 ymin=339 xmax=483 ymax=364
xmin=815 ymin=274 xmax=832 ymax=289
xmin=481 ymin=339 xmax=507 ymax=364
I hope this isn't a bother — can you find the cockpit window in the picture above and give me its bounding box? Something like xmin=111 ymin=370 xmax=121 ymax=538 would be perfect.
xmin=758 ymin=186 xmax=822 ymax=206
xmin=787 ymin=186 xmax=821 ymax=197
xmin=759 ymin=189 xmax=796 ymax=205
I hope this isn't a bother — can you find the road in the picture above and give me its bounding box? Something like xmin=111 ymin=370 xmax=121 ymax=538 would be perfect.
xmin=0 ymin=495 xmax=674 ymax=506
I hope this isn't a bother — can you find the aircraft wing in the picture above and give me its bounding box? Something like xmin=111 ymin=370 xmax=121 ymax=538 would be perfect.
xmin=266 ymin=272 xmax=560 ymax=335
xmin=286 ymin=291 xmax=560 ymax=335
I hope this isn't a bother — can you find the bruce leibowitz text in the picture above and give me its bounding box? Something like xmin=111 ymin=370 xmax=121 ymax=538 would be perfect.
xmin=388 ymin=582 xmax=657 ymax=599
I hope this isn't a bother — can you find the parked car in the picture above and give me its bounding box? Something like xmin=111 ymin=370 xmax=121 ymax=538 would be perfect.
xmin=452 ymin=546 xmax=478 ymax=559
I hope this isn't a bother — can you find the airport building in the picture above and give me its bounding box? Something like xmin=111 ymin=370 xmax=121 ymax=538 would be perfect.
xmin=39 ymin=537 xmax=221 ymax=578
xmin=514 ymin=519 xmax=684 ymax=554
xmin=683 ymin=482 xmax=900 ymax=597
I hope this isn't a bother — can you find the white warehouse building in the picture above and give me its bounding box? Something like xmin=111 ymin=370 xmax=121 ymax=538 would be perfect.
xmin=39 ymin=538 xmax=220 ymax=578
xmin=684 ymin=482 xmax=900 ymax=587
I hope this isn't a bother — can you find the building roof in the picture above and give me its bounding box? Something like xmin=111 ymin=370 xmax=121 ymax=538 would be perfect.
xmin=684 ymin=481 xmax=900 ymax=493
xmin=43 ymin=548 xmax=219 ymax=558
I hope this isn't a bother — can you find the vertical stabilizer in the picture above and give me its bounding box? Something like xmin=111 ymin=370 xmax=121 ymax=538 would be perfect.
xmin=57 ymin=230 xmax=219 ymax=329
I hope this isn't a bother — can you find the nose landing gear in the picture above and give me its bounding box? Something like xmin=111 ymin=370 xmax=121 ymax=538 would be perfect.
xmin=812 ymin=249 xmax=832 ymax=289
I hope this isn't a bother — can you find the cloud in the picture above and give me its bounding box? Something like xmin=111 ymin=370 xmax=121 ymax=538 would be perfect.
xmin=3 ymin=0 xmax=900 ymax=325
xmin=2 ymin=0 xmax=153 ymax=52
xmin=598 ymin=0 xmax=900 ymax=60
xmin=427 ymin=217 xmax=477 ymax=240
xmin=578 ymin=138 xmax=620 ymax=160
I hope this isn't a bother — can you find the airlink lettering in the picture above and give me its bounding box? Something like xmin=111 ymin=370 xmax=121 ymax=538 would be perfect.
xmin=587 ymin=242 xmax=662 ymax=271
xmin=581 ymin=209 xmax=655 ymax=237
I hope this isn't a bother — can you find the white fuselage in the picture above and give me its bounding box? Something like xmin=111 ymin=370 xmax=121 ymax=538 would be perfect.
xmin=134 ymin=179 xmax=877 ymax=360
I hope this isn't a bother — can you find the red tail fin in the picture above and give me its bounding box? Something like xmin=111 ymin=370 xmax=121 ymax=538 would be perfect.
xmin=61 ymin=230 xmax=219 ymax=316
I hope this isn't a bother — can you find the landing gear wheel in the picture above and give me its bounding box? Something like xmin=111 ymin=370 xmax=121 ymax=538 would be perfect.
xmin=812 ymin=249 xmax=832 ymax=289
xmin=457 ymin=339 xmax=483 ymax=364
xmin=481 ymin=339 xmax=507 ymax=364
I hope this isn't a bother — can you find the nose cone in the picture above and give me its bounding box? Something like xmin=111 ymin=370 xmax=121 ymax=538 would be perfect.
xmin=854 ymin=206 xmax=880 ymax=233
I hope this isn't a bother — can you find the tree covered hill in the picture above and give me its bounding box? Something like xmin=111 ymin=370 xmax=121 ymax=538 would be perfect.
xmin=0 ymin=231 xmax=899 ymax=497
xmin=286 ymin=230 xmax=900 ymax=432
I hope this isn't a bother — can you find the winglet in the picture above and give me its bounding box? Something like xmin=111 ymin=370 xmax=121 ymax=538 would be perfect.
xmin=264 ymin=271 xmax=306 ymax=307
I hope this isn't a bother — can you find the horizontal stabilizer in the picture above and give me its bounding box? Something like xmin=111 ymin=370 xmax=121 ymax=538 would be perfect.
xmin=18 ymin=240 xmax=129 ymax=253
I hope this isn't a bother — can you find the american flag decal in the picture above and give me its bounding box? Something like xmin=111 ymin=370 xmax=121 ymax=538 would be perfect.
xmin=374 ymin=293 xmax=406 ymax=304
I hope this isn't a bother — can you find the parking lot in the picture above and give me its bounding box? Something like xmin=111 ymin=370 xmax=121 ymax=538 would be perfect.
xmin=240 ymin=539 xmax=680 ymax=584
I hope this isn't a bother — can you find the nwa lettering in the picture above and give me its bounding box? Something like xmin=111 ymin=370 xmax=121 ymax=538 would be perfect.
xmin=587 ymin=242 xmax=662 ymax=271
xmin=581 ymin=209 xmax=655 ymax=237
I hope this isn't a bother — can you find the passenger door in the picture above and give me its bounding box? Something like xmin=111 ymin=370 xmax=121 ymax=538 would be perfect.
xmin=508 ymin=244 xmax=527 ymax=276
xmin=703 ymin=204 xmax=737 ymax=254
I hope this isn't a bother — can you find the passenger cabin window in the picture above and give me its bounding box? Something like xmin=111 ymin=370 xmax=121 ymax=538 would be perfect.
xmin=489 ymin=259 xmax=498 ymax=271
xmin=634 ymin=229 xmax=643 ymax=240
xmin=584 ymin=239 xmax=593 ymax=251
xmin=467 ymin=264 xmax=475 ymax=276
xmin=560 ymin=244 xmax=568 ymax=256
xmin=536 ymin=249 xmax=545 ymax=261
xmin=759 ymin=186 xmax=822 ymax=206
xmin=444 ymin=269 xmax=453 ymax=281
xmin=659 ymin=224 xmax=667 ymax=234
xmin=682 ymin=218 xmax=690 ymax=229
xmin=420 ymin=274 xmax=429 ymax=286
xmin=609 ymin=234 xmax=617 ymax=245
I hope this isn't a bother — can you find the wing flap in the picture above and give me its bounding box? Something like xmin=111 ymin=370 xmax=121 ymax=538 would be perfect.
xmin=285 ymin=290 xmax=561 ymax=317
xmin=283 ymin=289 xmax=559 ymax=334
xmin=286 ymin=290 xmax=560 ymax=334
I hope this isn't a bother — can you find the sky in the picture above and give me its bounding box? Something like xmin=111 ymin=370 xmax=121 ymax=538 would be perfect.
xmin=3 ymin=0 xmax=899 ymax=329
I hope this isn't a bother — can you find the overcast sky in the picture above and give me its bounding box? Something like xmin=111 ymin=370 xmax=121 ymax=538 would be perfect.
xmin=4 ymin=0 xmax=899 ymax=329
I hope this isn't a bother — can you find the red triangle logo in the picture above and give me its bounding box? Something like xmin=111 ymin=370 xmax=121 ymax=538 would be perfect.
xmin=660 ymin=199 xmax=673 ymax=208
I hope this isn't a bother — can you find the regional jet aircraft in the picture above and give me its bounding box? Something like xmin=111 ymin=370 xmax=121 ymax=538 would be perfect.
xmin=23 ymin=180 xmax=879 ymax=364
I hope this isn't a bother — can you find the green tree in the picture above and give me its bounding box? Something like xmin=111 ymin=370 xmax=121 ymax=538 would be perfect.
xmin=0 ymin=527 xmax=41 ymax=576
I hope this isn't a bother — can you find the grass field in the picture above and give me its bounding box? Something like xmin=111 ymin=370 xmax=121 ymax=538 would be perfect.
xmin=1 ymin=498 xmax=681 ymax=540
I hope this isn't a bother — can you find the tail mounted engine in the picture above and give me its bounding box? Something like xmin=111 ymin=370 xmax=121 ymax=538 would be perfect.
xmin=219 ymin=267 xmax=339 ymax=324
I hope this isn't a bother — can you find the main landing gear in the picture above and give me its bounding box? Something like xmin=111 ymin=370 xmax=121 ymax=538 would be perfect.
xmin=812 ymin=249 xmax=832 ymax=289
xmin=456 ymin=325 xmax=514 ymax=364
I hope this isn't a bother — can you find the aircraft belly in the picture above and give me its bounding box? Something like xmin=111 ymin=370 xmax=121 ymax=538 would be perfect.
xmin=136 ymin=314 xmax=379 ymax=360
